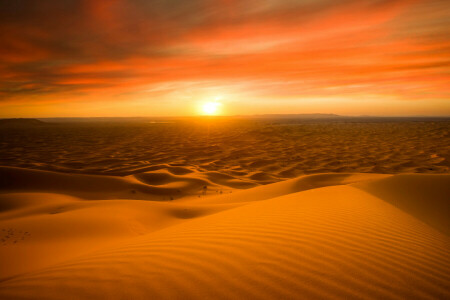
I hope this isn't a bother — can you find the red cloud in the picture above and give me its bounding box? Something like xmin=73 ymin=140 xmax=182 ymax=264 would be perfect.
xmin=0 ymin=0 xmax=449 ymax=115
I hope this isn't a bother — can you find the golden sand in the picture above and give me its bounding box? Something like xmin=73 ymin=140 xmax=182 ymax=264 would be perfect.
xmin=0 ymin=119 xmax=449 ymax=299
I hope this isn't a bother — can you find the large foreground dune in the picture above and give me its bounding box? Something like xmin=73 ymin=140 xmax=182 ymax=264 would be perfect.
xmin=1 ymin=166 xmax=449 ymax=299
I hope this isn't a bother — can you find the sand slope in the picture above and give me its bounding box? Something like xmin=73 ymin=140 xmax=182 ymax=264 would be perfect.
xmin=0 ymin=168 xmax=449 ymax=299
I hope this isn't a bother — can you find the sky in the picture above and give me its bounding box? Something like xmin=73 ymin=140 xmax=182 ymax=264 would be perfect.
xmin=0 ymin=0 xmax=449 ymax=117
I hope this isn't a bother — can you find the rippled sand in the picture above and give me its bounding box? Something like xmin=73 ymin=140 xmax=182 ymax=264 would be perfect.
xmin=0 ymin=118 xmax=449 ymax=299
xmin=0 ymin=118 xmax=449 ymax=181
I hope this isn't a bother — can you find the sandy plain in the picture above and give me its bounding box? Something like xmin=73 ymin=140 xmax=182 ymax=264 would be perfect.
xmin=0 ymin=117 xmax=449 ymax=299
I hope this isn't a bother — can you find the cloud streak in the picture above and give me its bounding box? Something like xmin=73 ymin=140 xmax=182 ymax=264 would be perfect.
xmin=0 ymin=0 xmax=449 ymax=115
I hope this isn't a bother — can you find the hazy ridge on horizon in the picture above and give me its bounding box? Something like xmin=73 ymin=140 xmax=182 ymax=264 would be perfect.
xmin=2 ymin=114 xmax=450 ymax=124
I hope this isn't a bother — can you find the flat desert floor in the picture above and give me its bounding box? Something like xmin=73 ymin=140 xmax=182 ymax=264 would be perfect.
xmin=0 ymin=118 xmax=449 ymax=299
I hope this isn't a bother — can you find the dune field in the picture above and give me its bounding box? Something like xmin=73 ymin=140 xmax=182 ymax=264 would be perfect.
xmin=1 ymin=118 xmax=449 ymax=178
xmin=0 ymin=118 xmax=449 ymax=299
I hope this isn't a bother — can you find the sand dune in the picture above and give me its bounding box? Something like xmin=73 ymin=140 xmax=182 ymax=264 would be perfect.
xmin=0 ymin=166 xmax=238 ymax=201
xmin=355 ymin=175 xmax=450 ymax=236
xmin=1 ymin=167 xmax=449 ymax=299
xmin=1 ymin=120 xmax=448 ymax=178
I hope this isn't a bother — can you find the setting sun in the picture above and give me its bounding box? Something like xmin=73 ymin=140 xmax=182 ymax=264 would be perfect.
xmin=202 ymin=102 xmax=222 ymax=115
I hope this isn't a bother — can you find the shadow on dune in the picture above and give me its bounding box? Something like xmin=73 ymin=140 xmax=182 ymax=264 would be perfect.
xmin=354 ymin=174 xmax=450 ymax=235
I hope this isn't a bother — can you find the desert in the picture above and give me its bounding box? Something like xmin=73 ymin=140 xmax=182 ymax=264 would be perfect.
xmin=0 ymin=117 xmax=449 ymax=299
xmin=1 ymin=0 xmax=450 ymax=298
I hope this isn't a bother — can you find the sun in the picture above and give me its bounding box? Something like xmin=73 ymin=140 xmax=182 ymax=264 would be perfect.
xmin=202 ymin=101 xmax=222 ymax=115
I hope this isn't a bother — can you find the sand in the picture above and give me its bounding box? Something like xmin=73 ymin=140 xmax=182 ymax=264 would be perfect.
xmin=0 ymin=119 xmax=449 ymax=299
xmin=1 ymin=119 xmax=449 ymax=178
xmin=0 ymin=166 xmax=449 ymax=299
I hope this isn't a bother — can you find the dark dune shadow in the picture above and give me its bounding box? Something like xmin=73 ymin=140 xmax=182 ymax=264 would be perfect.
xmin=354 ymin=174 xmax=450 ymax=235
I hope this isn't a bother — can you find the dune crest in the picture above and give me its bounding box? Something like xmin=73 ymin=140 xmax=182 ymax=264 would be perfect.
xmin=1 ymin=168 xmax=449 ymax=299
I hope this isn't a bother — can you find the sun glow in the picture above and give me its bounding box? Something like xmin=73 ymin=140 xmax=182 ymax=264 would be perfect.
xmin=201 ymin=101 xmax=222 ymax=115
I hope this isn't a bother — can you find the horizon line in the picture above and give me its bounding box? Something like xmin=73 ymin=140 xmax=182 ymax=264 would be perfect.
xmin=2 ymin=114 xmax=450 ymax=120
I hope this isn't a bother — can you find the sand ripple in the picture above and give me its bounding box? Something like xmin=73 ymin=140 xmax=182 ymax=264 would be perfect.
xmin=0 ymin=172 xmax=449 ymax=299
xmin=0 ymin=120 xmax=448 ymax=184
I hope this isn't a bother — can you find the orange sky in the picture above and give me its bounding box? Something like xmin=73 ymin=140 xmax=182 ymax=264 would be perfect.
xmin=0 ymin=0 xmax=449 ymax=117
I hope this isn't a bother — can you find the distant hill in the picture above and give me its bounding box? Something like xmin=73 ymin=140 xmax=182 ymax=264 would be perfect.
xmin=246 ymin=114 xmax=342 ymax=119
xmin=0 ymin=118 xmax=47 ymax=126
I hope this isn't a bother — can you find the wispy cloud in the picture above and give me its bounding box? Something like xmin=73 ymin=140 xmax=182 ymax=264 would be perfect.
xmin=0 ymin=0 xmax=449 ymax=115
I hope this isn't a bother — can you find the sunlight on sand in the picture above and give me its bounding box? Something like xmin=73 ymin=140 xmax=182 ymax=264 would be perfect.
xmin=0 ymin=119 xmax=449 ymax=299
